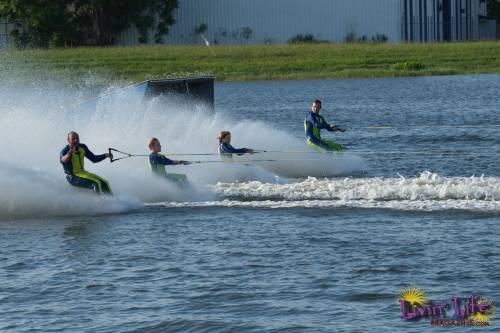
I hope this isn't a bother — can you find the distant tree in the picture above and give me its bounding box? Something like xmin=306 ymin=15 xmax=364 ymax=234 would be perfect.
xmin=371 ymin=33 xmax=388 ymax=43
xmin=487 ymin=0 xmax=500 ymax=21
xmin=0 ymin=1 xmax=75 ymax=47
xmin=194 ymin=23 xmax=208 ymax=35
xmin=241 ymin=27 xmax=252 ymax=42
xmin=288 ymin=34 xmax=317 ymax=44
xmin=0 ymin=0 xmax=178 ymax=47
xmin=194 ymin=23 xmax=209 ymax=45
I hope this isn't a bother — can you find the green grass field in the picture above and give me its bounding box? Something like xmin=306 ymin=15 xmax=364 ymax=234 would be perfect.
xmin=1 ymin=42 xmax=499 ymax=84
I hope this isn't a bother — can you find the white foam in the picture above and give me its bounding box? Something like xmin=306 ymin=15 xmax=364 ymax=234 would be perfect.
xmin=147 ymin=199 xmax=499 ymax=212
xmin=148 ymin=172 xmax=500 ymax=212
xmin=211 ymin=171 xmax=499 ymax=201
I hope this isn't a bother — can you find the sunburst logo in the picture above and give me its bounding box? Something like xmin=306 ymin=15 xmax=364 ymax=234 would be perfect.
xmin=467 ymin=297 xmax=495 ymax=323
xmin=399 ymin=287 xmax=428 ymax=307
xmin=399 ymin=287 xmax=447 ymax=320
xmin=398 ymin=288 xmax=496 ymax=326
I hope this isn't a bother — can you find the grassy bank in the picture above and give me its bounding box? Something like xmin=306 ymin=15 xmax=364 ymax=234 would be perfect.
xmin=1 ymin=42 xmax=499 ymax=83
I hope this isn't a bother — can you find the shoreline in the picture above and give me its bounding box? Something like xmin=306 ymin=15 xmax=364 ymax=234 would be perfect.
xmin=0 ymin=42 xmax=499 ymax=84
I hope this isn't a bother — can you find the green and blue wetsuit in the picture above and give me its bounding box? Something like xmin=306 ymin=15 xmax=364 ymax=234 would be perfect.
xmin=60 ymin=144 xmax=112 ymax=194
xmin=218 ymin=143 xmax=250 ymax=158
xmin=149 ymin=153 xmax=187 ymax=183
xmin=304 ymin=112 xmax=342 ymax=152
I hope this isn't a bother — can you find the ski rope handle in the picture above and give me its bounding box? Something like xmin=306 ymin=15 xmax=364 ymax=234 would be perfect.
xmin=109 ymin=148 xmax=133 ymax=163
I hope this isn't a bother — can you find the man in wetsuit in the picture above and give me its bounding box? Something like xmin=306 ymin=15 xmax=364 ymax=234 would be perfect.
xmin=304 ymin=99 xmax=345 ymax=152
xmin=60 ymin=131 xmax=113 ymax=194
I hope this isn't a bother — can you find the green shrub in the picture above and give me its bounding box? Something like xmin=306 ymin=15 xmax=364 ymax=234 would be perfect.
xmin=391 ymin=61 xmax=426 ymax=71
xmin=288 ymin=34 xmax=317 ymax=44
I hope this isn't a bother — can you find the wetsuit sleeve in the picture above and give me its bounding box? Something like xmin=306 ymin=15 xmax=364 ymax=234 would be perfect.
xmin=81 ymin=144 xmax=107 ymax=163
xmin=150 ymin=154 xmax=175 ymax=166
xmin=325 ymin=123 xmax=335 ymax=132
xmin=233 ymin=147 xmax=250 ymax=154
xmin=220 ymin=143 xmax=248 ymax=154
xmin=317 ymin=115 xmax=334 ymax=131
xmin=60 ymin=146 xmax=70 ymax=162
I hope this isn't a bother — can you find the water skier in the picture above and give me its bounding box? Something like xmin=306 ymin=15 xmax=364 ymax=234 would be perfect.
xmin=217 ymin=131 xmax=254 ymax=157
xmin=148 ymin=137 xmax=190 ymax=183
xmin=60 ymin=131 xmax=113 ymax=194
xmin=304 ymin=99 xmax=345 ymax=152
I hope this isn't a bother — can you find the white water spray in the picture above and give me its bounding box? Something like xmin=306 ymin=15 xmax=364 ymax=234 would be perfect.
xmin=0 ymin=80 xmax=364 ymax=219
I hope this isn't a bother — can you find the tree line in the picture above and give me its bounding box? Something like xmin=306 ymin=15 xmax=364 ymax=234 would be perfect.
xmin=0 ymin=0 xmax=178 ymax=47
xmin=1 ymin=0 xmax=499 ymax=48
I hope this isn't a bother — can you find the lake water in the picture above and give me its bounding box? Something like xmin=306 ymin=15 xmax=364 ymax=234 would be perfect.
xmin=0 ymin=74 xmax=499 ymax=332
